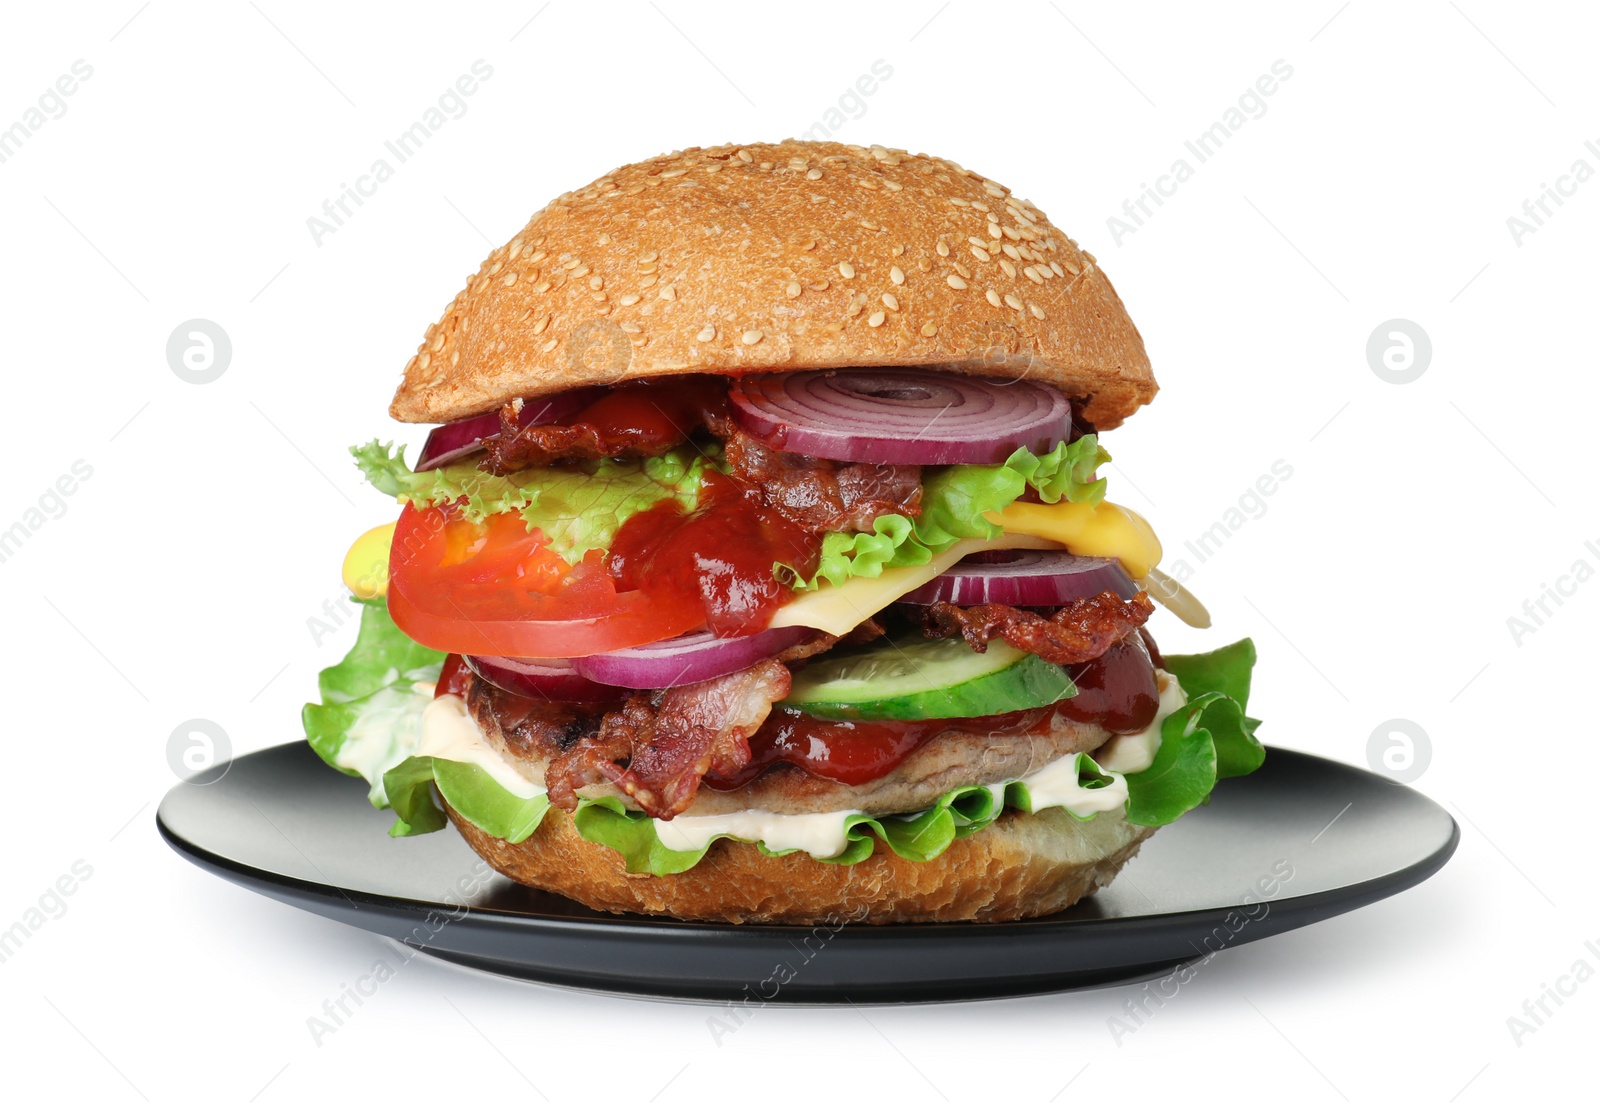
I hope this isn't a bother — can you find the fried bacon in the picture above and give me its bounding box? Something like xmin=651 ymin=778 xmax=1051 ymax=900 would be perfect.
xmin=718 ymin=424 xmax=922 ymax=534
xmin=545 ymin=658 xmax=792 ymax=819
xmin=914 ymin=591 xmax=1155 ymax=666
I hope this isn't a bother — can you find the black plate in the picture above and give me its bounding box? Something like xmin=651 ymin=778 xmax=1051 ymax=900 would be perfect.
xmin=157 ymin=742 xmax=1456 ymax=1003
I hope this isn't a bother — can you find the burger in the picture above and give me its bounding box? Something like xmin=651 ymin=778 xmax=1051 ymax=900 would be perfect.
xmin=304 ymin=140 xmax=1264 ymax=925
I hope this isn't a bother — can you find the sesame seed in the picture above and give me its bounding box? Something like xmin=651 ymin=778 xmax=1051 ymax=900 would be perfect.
xmin=742 ymin=329 xmax=763 ymax=345
xmin=984 ymin=182 xmax=1007 ymax=198
xmin=659 ymin=283 xmax=676 ymax=300
xmin=846 ymin=300 xmax=864 ymax=317
xmin=891 ymin=244 xmax=905 ymax=257
xmin=936 ymin=240 xmax=950 ymax=258
xmin=999 ymin=260 xmax=1016 ymax=278
xmin=430 ymin=333 xmax=445 ymax=351
xmin=917 ymin=258 xmax=932 ymax=272
xmin=947 ymin=274 xmax=968 ymax=290
xmin=502 ymin=272 xmax=518 ymax=286
xmin=1002 ymin=244 xmax=1021 ymax=261
xmin=972 ymin=202 xmax=989 ymax=212
xmin=571 ymin=264 xmax=590 ymax=277
xmin=638 ymin=262 xmax=658 ymax=274
xmin=920 ymin=321 xmax=939 ymax=337
xmin=988 ymin=224 xmax=1003 ymax=240
xmin=640 ymin=251 xmax=659 ymax=263
xmin=418 ymin=351 xmax=431 ymax=370
xmin=528 ymin=251 xmax=547 ymax=263
xmin=807 ymin=168 xmax=823 ymax=180
xmin=620 ymin=322 xmax=642 ymax=334
xmin=738 ymin=149 xmax=753 ymax=162
xmin=1085 ymin=251 xmax=1098 ymax=264
xmin=882 ymin=293 xmax=899 ymax=310
xmin=541 ymin=338 xmax=557 ymax=353
xmin=890 ymin=266 xmax=905 ymax=285
xmin=986 ymin=289 xmax=1002 ymax=307
xmin=488 ymin=261 xmax=502 ymax=275
xmin=760 ymin=161 xmax=774 ymax=170
xmin=1026 ymin=267 xmax=1045 ymax=285
xmin=1050 ymin=262 xmax=1065 ymax=278
xmin=883 ymin=180 xmax=903 ymax=191
xmin=589 ymin=275 xmax=604 ymax=290
xmin=531 ymin=315 xmax=551 ymax=335
xmin=839 ymin=262 xmax=856 ymax=278
xmin=785 ymin=281 xmax=802 ymax=298
xmin=1002 ymin=225 xmax=1021 ymax=241
xmin=949 ymin=197 xmax=969 ymax=208
xmin=1062 ymin=258 xmax=1081 ymax=275
xmin=825 ymin=322 xmax=845 ymax=333
xmin=970 ymin=246 xmax=990 ymax=262
xmin=810 ymin=279 xmax=830 ymax=291
xmin=620 ymin=293 xmax=641 ymax=306
xmin=967 ymin=236 xmax=985 ymax=248
xmin=508 ymin=239 xmax=523 ymax=259
xmin=591 ymin=292 xmax=607 ymax=303
xmin=641 ymin=275 xmax=659 ymax=288
xmin=803 ymin=240 xmax=818 ymax=251
xmin=954 ymin=262 xmax=972 ymax=279
xmin=868 ymin=311 xmax=886 ymax=327
xmin=1031 ymin=304 xmax=1046 ymax=320
xmin=1005 ymin=293 xmax=1024 ymax=310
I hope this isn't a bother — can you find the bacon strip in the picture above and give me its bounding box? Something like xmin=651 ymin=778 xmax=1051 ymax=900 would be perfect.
xmin=545 ymin=658 xmax=792 ymax=819
xmin=915 ymin=591 xmax=1155 ymax=667
xmin=719 ymin=424 xmax=922 ymax=534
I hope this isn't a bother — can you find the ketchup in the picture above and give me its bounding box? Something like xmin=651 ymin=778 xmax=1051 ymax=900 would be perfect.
xmin=608 ymin=471 xmax=820 ymax=636
xmin=435 ymin=653 xmax=474 ymax=698
xmin=705 ymin=635 xmax=1162 ymax=790
xmin=561 ymin=376 xmax=727 ymax=456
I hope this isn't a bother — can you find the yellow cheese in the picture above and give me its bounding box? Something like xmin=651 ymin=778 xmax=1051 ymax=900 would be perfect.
xmin=342 ymin=522 xmax=396 ymax=599
xmin=767 ymin=534 xmax=1057 ymax=636
xmin=984 ymin=500 xmax=1161 ymax=579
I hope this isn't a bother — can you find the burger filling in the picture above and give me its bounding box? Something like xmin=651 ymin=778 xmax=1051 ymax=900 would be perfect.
xmin=308 ymin=370 xmax=1263 ymax=874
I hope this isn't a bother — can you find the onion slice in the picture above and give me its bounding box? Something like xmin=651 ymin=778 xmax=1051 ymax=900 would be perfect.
xmin=1142 ymin=567 xmax=1211 ymax=629
xmin=729 ymin=368 xmax=1075 ymax=465
xmin=572 ymin=626 xmax=816 ymax=689
xmin=897 ymin=550 xmax=1138 ymax=607
xmin=415 ymin=388 xmax=600 ymax=471
xmin=462 ymin=654 xmax=622 ymax=704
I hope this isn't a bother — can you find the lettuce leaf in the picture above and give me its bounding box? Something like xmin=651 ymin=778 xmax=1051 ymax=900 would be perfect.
xmin=803 ymin=435 xmax=1110 ymax=588
xmin=302 ymin=598 xmax=445 ymax=805
xmin=350 ymin=441 xmax=713 ymax=563
xmin=1124 ymin=639 xmax=1265 ymax=825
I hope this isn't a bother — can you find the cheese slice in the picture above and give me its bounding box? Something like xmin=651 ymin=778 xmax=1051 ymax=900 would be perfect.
xmin=771 ymin=498 xmax=1175 ymax=636
xmin=984 ymin=500 xmax=1161 ymax=579
xmin=768 ymin=534 xmax=1057 ymax=636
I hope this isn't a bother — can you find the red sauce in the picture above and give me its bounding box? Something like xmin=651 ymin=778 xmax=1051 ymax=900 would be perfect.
xmin=435 ymin=653 xmax=473 ymax=698
xmin=565 ymin=376 xmax=727 ymax=455
xmin=705 ymin=634 xmax=1162 ymax=789
xmin=608 ymin=471 xmax=821 ymax=636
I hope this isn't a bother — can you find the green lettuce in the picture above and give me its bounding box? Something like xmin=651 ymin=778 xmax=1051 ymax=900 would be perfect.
xmin=1125 ymin=639 xmax=1265 ymax=825
xmin=351 ymin=441 xmax=714 ymax=563
xmin=802 ymin=435 xmax=1110 ymax=588
xmin=302 ymin=598 xmax=445 ymax=806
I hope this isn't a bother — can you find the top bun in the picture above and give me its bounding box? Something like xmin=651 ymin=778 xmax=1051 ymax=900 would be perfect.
xmin=391 ymin=141 xmax=1155 ymax=429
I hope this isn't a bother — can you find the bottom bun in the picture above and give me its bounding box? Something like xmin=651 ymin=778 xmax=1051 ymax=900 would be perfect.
xmin=446 ymin=802 xmax=1157 ymax=924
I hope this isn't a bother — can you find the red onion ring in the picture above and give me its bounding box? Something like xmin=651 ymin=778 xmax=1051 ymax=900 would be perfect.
xmin=897 ymin=550 xmax=1138 ymax=606
xmin=415 ymin=388 xmax=601 ymax=471
xmin=728 ymin=369 xmax=1073 ymax=464
xmin=572 ymin=626 xmax=816 ymax=689
xmin=462 ymin=654 xmax=622 ymax=704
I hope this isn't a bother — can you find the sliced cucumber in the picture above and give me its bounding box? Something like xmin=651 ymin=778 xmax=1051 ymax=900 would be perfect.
xmin=783 ymin=636 xmax=1076 ymax=721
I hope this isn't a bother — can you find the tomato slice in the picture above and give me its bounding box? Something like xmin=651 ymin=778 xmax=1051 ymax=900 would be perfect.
xmin=386 ymin=504 xmax=703 ymax=657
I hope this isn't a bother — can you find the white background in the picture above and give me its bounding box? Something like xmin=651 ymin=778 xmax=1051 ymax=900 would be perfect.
xmin=2 ymin=1 xmax=1595 ymax=1101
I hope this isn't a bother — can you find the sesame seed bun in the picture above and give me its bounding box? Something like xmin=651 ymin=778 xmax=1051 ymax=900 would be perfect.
xmin=447 ymin=800 xmax=1156 ymax=925
xmin=391 ymin=141 xmax=1156 ymax=429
